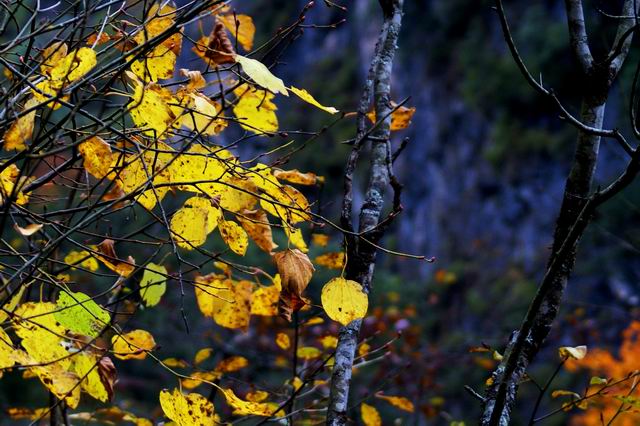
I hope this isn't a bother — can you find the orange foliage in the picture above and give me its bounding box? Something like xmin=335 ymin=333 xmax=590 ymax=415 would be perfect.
xmin=566 ymin=321 xmax=640 ymax=425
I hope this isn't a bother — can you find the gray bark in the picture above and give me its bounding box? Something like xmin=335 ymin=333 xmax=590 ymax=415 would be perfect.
xmin=326 ymin=1 xmax=404 ymax=425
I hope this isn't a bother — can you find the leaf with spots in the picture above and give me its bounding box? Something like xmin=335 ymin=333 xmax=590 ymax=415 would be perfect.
xmin=159 ymin=388 xmax=215 ymax=426
xmin=111 ymin=330 xmax=155 ymax=360
xmin=54 ymin=291 xmax=110 ymax=337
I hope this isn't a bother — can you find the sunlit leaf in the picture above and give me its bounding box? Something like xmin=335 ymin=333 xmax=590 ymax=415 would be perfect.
xmin=275 ymin=333 xmax=290 ymax=350
xmin=321 ymin=277 xmax=368 ymax=326
xmin=375 ymin=393 xmax=415 ymax=413
xmin=4 ymin=97 xmax=39 ymax=151
xmin=79 ymin=136 xmax=113 ymax=179
xmin=55 ymin=291 xmax=110 ymax=337
xmin=140 ymin=262 xmax=168 ymax=307
xmin=219 ymin=14 xmax=255 ymax=51
xmin=235 ymin=55 xmax=288 ymax=96
xmin=159 ymin=388 xmax=215 ymax=425
xmin=314 ymin=252 xmax=345 ymax=269
xmin=289 ymin=86 xmax=338 ymax=114
xmin=112 ymin=330 xmax=155 ymax=360
xmin=233 ymin=85 xmax=278 ymax=134
xmin=361 ymin=403 xmax=382 ymax=426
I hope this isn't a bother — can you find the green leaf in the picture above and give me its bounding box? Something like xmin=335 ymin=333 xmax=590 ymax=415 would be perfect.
xmin=140 ymin=263 xmax=168 ymax=307
xmin=54 ymin=291 xmax=110 ymax=337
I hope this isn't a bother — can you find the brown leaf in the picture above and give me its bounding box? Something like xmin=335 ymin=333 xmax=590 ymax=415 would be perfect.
xmin=97 ymin=356 xmax=116 ymax=401
xmin=192 ymin=21 xmax=236 ymax=67
xmin=96 ymin=239 xmax=135 ymax=277
xmin=273 ymin=249 xmax=314 ymax=297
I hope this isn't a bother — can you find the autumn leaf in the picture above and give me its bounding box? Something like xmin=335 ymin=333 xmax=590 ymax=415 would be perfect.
xmin=194 ymin=274 xmax=253 ymax=330
xmin=275 ymin=333 xmax=290 ymax=350
xmin=221 ymin=388 xmax=279 ymax=417
xmin=559 ymin=345 xmax=587 ymax=360
xmin=4 ymin=97 xmax=39 ymax=151
xmin=215 ymin=355 xmax=249 ymax=373
xmin=233 ymin=84 xmax=279 ymax=134
xmin=314 ymin=252 xmax=345 ymax=269
xmin=321 ymin=277 xmax=368 ymax=326
xmin=194 ymin=348 xmax=213 ymax=366
xmin=235 ymin=55 xmax=288 ymax=96
xmin=0 ymin=164 xmax=31 ymax=206
xmin=273 ymin=249 xmax=314 ymax=298
xmin=375 ymin=393 xmax=415 ymax=413
xmin=140 ymin=263 xmax=168 ymax=307
xmin=237 ymin=209 xmax=278 ymax=254
xmin=54 ymin=291 xmax=110 ymax=337
xmin=96 ymin=239 xmax=136 ymax=277
xmin=296 ymin=346 xmax=321 ymax=360
xmin=289 ymin=86 xmax=338 ymax=114
xmin=273 ymin=168 xmax=323 ymax=186
xmin=366 ymin=102 xmax=416 ymax=131
xmin=111 ymin=330 xmax=155 ymax=360
xmin=78 ymin=136 xmax=113 ymax=179
xmin=219 ymin=14 xmax=256 ymax=51
xmin=193 ymin=20 xmax=236 ymax=67
xmin=180 ymin=92 xmax=227 ymax=135
xmin=159 ymin=388 xmax=215 ymax=425
xmin=361 ymin=403 xmax=382 ymax=426
xmin=219 ymin=218 xmax=249 ymax=256
xmin=64 ymin=250 xmax=99 ymax=272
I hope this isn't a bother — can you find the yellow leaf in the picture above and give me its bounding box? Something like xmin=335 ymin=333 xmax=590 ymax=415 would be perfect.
xmin=296 ymin=346 xmax=321 ymax=360
xmin=251 ymin=283 xmax=280 ymax=316
xmin=311 ymin=233 xmax=329 ymax=247
xmin=40 ymin=42 xmax=68 ymax=76
xmin=130 ymin=44 xmax=178 ymax=82
xmin=181 ymin=93 xmax=227 ymax=135
xmin=194 ymin=348 xmax=213 ymax=366
xmin=71 ymin=353 xmax=113 ymax=402
xmin=140 ymin=262 xmax=168 ymax=307
xmin=163 ymin=357 xmax=188 ymax=368
xmin=0 ymin=164 xmax=30 ymax=206
xmin=314 ymin=252 xmax=345 ymax=269
xmin=361 ymin=403 xmax=382 ymax=426
xmin=273 ymin=168 xmax=322 ymax=185
xmin=558 ymin=345 xmax=587 ymax=360
xmin=49 ymin=47 xmax=97 ymax=82
xmin=289 ymin=86 xmax=338 ymax=114
xmin=284 ymin=224 xmax=308 ymax=253
xmin=237 ymin=209 xmax=278 ymax=254
xmin=170 ymin=204 xmax=209 ymax=249
xmin=233 ymin=85 xmax=278 ymax=134
xmin=4 ymin=97 xmax=39 ymax=151
xmin=321 ymin=277 xmax=368 ymax=326
xmin=319 ymin=335 xmax=337 ymax=349
xmin=221 ymin=388 xmax=279 ymax=417
xmin=219 ymin=14 xmax=255 ymax=51
xmin=128 ymin=79 xmax=180 ymax=138
xmin=78 ymin=136 xmax=113 ymax=178
xmin=181 ymin=371 xmax=220 ymax=390
xmin=194 ymin=274 xmax=252 ymax=330
xmin=366 ymin=103 xmax=416 ymax=131
xmin=111 ymin=330 xmax=155 ymax=360
xmin=235 ymin=55 xmax=288 ymax=95
xmin=358 ymin=343 xmax=371 ymax=357
xmin=219 ymin=219 xmax=249 ymax=256
xmin=275 ymin=333 xmax=290 ymax=350
xmin=246 ymin=390 xmax=269 ymax=403
xmin=215 ymin=355 xmax=249 ymax=373
xmin=159 ymin=388 xmax=215 ymax=426
xmin=375 ymin=394 xmax=415 ymax=413
xmin=64 ymin=250 xmax=99 ymax=271
xmin=0 ymin=328 xmax=15 ymax=375
xmin=110 ymin=143 xmax=174 ymax=210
